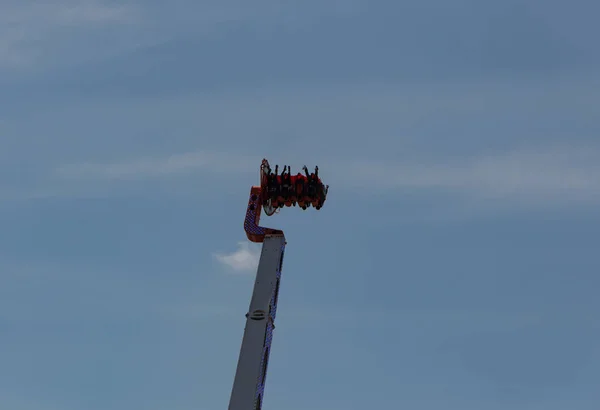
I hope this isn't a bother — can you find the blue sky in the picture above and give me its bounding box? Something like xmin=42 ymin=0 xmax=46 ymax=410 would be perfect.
xmin=1 ymin=1 xmax=599 ymax=409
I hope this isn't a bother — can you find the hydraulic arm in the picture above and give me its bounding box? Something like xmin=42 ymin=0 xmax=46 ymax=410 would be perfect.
xmin=228 ymin=159 xmax=327 ymax=410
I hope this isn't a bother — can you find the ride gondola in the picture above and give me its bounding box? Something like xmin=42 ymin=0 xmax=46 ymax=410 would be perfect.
xmin=259 ymin=159 xmax=328 ymax=216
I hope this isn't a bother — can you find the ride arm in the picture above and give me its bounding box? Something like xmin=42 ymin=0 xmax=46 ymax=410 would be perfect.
xmin=228 ymin=235 xmax=286 ymax=410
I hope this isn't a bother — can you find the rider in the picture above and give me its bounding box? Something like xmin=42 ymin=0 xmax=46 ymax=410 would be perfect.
xmin=295 ymin=171 xmax=306 ymax=209
xmin=315 ymin=184 xmax=328 ymax=209
xmin=303 ymin=165 xmax=318 ymax=207
xmin=310 ymin=166 xmax=321 ymax=207
xmin=275 ymin=165 xmax=284 ymax=205
xmin=281 ymin=165 xmax=293 ymax=206
xmin=269 ymin=165 xmax=280 ymax=207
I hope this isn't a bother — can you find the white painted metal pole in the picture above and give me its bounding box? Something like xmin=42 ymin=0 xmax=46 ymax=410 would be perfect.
xmin=228 ymin=234 xmax=286 ymax=410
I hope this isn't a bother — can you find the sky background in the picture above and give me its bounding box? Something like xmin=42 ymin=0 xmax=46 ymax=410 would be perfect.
xmin=1 ymin=1 xmax=600 ymax=409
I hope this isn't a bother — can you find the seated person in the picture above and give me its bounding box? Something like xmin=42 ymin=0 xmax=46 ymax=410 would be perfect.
xmin=281 ymin=166 xmax=293 ymax=206
xmin=275 ymin=165 xmax=285 ymax=204
xmin=295 ymin=176 xmax=306 ymax=208
xmin=268 ymin=169 xmax=279 ymax=201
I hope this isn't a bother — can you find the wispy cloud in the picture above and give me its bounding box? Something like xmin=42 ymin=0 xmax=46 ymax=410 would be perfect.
xmin=0 ymin=0 xmax=137 ymax=69
xmin=55 ymin=151 xmax=259 ymax=180
xmin=0 ymin=0 xmax=366 ymax=71
xmin=214 ymin=242 xmax=261 ymax=273
xmin=54 ymin=2 xmax=134 ymax=24
xmin=343 ymin=145 xmax=600 ymax=203
xmin=53 ymin=145 xmax=600 ymax=206
xmin=0 ymin=392 xmax=62 ymax=410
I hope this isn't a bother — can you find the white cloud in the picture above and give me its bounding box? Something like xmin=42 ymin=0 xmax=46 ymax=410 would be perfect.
xmin=0 ymin=1 xmax=134 ymax=26
xmin=0 ymin=1 xmax=139 ymax=69
xmin=55 ymin=151 xmax=259 ymax=180
xmin=6 ymin=79 xmax=600 ymax=208
xmin=0 ymin=391 xmax=62 ymax=410
xmin=214 ymin=242 xmax=261 ymax=273
xmin=0 ymin=0 xmax=366 ymax=71
xmin=52 ymin=2 xmax=134 ymax=25
xmin=52 ymin=144 xmax=600 ymax=206
xmin=338 ymin=145 xmax=600 ymax=205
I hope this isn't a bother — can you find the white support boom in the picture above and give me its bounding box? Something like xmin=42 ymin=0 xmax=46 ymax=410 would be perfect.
xmin=228 ymin=234 xmax=286 ymax=410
